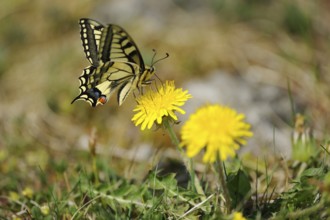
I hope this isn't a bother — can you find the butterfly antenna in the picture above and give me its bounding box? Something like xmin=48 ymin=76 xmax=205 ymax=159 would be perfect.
xmin=151 ymin=49 xmax=157 ymax=65
xmin=150 ymin=48 xmax=169 ymax=66
xmin=152 ymin=53 xmax=169 ymax=66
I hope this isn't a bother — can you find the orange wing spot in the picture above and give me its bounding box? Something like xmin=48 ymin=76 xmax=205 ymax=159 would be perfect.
xmin=98 ymin=96 xmax=108 ymax=105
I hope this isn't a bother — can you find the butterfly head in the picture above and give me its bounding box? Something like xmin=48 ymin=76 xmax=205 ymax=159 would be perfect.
xmin=143 ymin=66 xmax=156 ymax=82
xmin=143 ymin=51 xmax=169 ymax=83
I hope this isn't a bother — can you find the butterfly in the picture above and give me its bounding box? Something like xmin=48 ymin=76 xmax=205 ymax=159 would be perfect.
xmin=72 ymin=18 xmax=157 ymax=107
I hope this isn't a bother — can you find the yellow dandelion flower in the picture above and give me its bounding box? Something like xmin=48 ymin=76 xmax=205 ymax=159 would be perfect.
xmin=132 ymin=81 xmax=192 ymax=130
xmin=232 ymin=212 xmax=246 ymax=220
xmin=180 ymin=105 xmax=253 ymax=163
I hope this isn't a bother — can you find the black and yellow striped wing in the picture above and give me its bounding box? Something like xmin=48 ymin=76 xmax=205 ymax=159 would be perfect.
xmin=79 ymin=19 xmax=104 ymax=66
xmin=72 ymin=18 xmax=154 ymax=107
xmin=72 ymin=65 xmax=113 ymax=107
xmin=98 ymin=24 xmax=145 ymax=69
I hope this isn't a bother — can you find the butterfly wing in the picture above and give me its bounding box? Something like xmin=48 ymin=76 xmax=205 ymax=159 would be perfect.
xmin=105 ymin=62 xmax=141 ymax=105
xmin=79 ymin=18 xmax=104 ymax=66
xmin=98 ymin=24 xmax=147 ymax=105
xmin=71 ymin=65 xmax=114 ymax=107
xmin=73 ymin=19 xmax=149 ymax=107
xmin=72 ymin=61 xmax=141 ymax=106
xmin=98 ymin=24 xmax=145 ymax=70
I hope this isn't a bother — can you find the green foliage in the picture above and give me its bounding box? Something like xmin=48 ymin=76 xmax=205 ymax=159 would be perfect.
xmin=227 ymin=169 xmax=251 ymax=208
xmin=1 ymin=138 xmax=330 ymax=219
xmin=283 ymin=3 xmax=312 ymax=37
xmin=292 ymin=135 xmax=318 ymax=162
xmin=281 ymin=167 xmax=326 ymax=209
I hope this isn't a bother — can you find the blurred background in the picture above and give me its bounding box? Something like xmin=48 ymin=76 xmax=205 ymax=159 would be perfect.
xmin=1 ymin=0 xmax=330 ymax=185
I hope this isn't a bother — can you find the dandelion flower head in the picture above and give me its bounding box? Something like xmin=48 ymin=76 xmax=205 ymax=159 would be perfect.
xmin=180 ymin=104 xmax=253 ymax=163
xmin=232 ymin=212 xmax=246 ymax=220
xmin=132 ymin=81 xmax=192 ymax=130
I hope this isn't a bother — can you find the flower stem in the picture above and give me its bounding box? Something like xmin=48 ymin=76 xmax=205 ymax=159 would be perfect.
xmin=92 ymin=155 xmax=99 ymax=184
xmin=216 ymin=157 xmax=232 ymax=213
xmin=89 ymin=127 xmax=99 ymax=184
xmin=163 ymin=118 xmax=205 ymax=198
xmin=163 ymin=118 xmax=180 ymax=147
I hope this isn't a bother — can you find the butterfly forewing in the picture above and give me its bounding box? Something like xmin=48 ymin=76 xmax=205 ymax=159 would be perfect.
xmin=79 ymin=19 xmax=104 ymax=66
xmin=99 ymin=25 xmax=145 ymax=69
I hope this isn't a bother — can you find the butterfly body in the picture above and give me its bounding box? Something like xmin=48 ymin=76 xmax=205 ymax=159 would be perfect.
xmin=72 ymin=18 xmax=155 ymax=107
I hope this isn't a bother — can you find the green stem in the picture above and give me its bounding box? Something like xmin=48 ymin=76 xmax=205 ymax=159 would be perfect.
xmin=89 ymin=128 xmax=99 ymax=184
xmin=92 ymin=155 xmax=99 ymax=185
xmin=216 ymin=157 xmax=232 ymax=213
xmin=163 ymin=118 xmax=180 ymax=146
xmin=163 ymin=118 xmax=205 ymax=198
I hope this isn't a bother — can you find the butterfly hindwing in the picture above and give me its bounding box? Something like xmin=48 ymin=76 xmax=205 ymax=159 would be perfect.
xmin=106 ymin=62 xmax=137 ymax=81
xmin=117 ymin=80 xmax=134 ymax=106
xmin=72 ymin=66 xmax=99 ymax=106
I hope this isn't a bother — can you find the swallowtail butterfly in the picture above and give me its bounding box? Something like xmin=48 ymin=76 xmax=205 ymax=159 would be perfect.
xmin=72 ymin=18 xmax=156 ymax=107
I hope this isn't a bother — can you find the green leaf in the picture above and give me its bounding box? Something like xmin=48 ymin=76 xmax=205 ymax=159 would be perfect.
xmin=301 ymin=168 xmax=324 ymax=178
xmin=147 ymin=172 xmax=178 ymax=191
xmin=114 ymin=184 xmax=135 ymax=197
xmin=227 ymin=169 xmax=251 ymax=207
